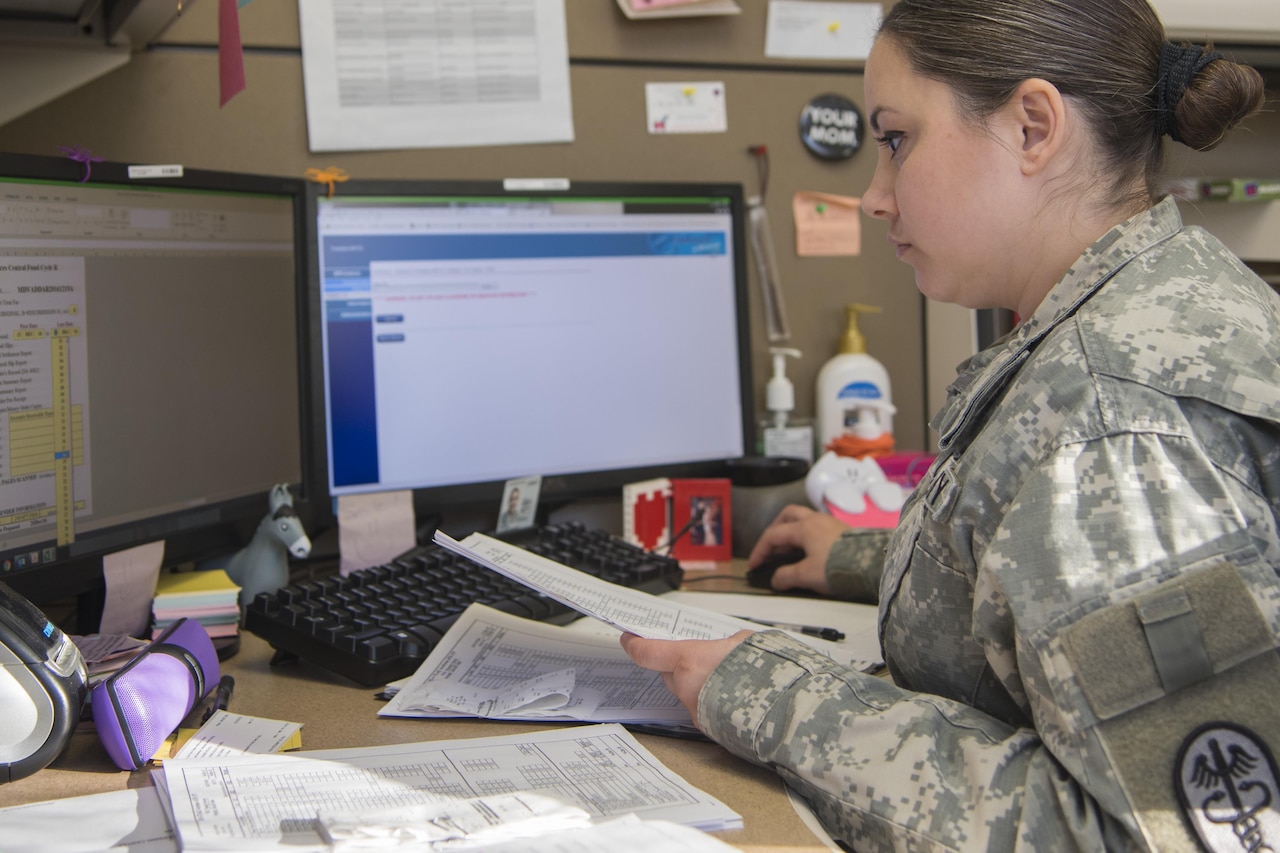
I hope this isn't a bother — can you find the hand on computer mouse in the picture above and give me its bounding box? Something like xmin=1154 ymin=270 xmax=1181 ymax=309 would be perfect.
xmin=745 ymin=548 xmax=806 ymax=589
xmin=746 ymin=504 xmax=846 ymax=595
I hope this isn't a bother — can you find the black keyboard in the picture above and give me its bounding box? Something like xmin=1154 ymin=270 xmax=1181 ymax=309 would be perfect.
xmin=242 ymin=521 xmax=684 ymax=686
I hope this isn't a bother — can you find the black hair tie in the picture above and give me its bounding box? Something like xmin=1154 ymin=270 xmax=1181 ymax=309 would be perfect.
xmin=1155 ymin=42 xmax=1223 ymax=142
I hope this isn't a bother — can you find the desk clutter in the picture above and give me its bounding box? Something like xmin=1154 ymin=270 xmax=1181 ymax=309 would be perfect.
xmin=243 ymin=521 xmax=685 ymax=686
xmin=0 ymin=581 xmax=87 ymax=784
xmin=0 ymin=529 xmax=758 ymax=849
xmin=0 ymin=723 xmax=741 ymax=852
xmin=90 ymin=617 xmax=221 ymax=771
xmin=150 ymin=568 xmax=240 ymax=643
xmin=0 ymin=508 xmax=879 ymax=850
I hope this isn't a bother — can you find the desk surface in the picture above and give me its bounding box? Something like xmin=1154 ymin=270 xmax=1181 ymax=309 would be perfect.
xmin=0 ymin=571 xmax=840 ymax=852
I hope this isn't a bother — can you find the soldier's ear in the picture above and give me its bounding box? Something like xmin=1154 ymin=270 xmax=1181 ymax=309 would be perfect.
xmin=1005 ymin=78 xmax=1066 ymax=178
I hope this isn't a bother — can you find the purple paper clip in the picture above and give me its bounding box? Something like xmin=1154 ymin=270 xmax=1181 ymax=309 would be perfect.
xmin=58 ymin=146 xmax=104 ymax=183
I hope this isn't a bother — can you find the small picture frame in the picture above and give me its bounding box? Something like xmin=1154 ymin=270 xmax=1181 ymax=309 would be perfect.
xmin=496 ymin=475 xmax=541 ymax=533
xmin=669 ymin=478 xmax=732 ymax=563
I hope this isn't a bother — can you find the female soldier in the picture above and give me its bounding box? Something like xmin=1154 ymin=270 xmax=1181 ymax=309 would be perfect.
xmin=622 ymin=1 xmax=1279 ymax=849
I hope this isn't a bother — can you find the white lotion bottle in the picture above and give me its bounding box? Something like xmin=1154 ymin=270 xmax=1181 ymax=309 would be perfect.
xmin=815 ymin=304 xmax=895 ymax=454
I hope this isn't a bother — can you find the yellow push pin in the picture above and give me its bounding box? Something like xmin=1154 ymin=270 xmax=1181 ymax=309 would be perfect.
xmin=828 ymin=21 xmax=840 ymax=33
xmin=682 ymin=86 xmax=696 ymax=97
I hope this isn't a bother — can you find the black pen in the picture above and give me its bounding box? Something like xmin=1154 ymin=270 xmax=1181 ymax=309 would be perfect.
xmin=203 ymin=675 xmax=235 ymax=722
xmin=737 ymin=617 xmax=845 ymax=642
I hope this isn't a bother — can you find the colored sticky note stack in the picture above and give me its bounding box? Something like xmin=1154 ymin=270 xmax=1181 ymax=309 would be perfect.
xmin=152 ymin=569 xmax=241 ymax=641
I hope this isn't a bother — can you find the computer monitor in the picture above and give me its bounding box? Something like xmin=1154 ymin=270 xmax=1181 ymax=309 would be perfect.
xmin=307 ymin=178 xmax=753 ymax=527
xmin=0 ymin=153 xmax=310 ymax=622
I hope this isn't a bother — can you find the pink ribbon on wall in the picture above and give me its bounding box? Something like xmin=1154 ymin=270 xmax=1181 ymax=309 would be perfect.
xmin=219 ymin=0 xmax=246 ymax=107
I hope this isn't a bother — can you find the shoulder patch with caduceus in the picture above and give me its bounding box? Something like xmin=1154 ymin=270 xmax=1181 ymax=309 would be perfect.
xmin=1177 ymin=722 xmax=1280 ymax=852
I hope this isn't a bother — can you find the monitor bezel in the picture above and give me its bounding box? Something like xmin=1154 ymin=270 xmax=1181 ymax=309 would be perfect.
xmin=0 ymin=152 xmax=316 ymax=620
xmin=304 ymin=177 xmax=755 ymax=530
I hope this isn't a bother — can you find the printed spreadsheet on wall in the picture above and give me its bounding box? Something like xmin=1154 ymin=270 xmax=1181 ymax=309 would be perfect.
xmin=297 ymin=0 xmax=575 ymax=151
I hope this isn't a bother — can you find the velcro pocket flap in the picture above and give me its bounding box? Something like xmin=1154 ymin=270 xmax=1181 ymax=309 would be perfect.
xmin=1059 ymin=561 xmax=1280 ymax=850
xmin=1062 ymin=560 xmax=1275 ymax=721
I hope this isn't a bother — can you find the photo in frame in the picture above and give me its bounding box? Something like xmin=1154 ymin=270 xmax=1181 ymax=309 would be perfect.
xmin=669 ymin=478 xmax=733 ymax=563
xmin=496 ymin=475 xmax=542 ymax=533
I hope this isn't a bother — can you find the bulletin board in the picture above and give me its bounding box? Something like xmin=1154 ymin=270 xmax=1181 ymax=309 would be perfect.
xmin=0 ymin=0 xmax=933 ymax=453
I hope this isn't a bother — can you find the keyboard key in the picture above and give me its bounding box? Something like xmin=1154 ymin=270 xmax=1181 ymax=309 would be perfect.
xmin=428 ymin=613 xmax=461 ymax=634
xmin=486 ymin=599 xmax=533 ymax=619
xmin=388 ymin=629 xmax=431 ymax=659
xmin=404 ymin=624 xmax=444 ymax=646
xmin=515 ymin=595 xmax=553 ymax=620
xmin=340 ymin=627 xmax=385 ymax=654
xmin=316 ymin=622 xmax=352 ymax=644
xmin=357 ymin=634 xmax=397 ymax=662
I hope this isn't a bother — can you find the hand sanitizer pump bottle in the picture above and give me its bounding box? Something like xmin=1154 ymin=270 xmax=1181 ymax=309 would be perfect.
xmin=816 ymin=304 xmax=896 ymax=457
xmin=760 ymin=347 xmax=814 ymax=463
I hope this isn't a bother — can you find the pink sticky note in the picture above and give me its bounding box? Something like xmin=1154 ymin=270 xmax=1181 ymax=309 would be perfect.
xmin=337 ymin=491 xmax=417 ymax=576
xmin=100 ymin=540 xmax=165 ymax=638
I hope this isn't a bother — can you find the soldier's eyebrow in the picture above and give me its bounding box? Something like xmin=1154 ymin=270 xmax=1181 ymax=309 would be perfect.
xmin=869 ymin=107 xmax=896 ymax=135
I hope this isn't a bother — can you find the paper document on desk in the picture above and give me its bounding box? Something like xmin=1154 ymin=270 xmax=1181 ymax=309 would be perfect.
xmin=0 ymin=787 xmax=176 ymax=853
xmin=434 ymin=531 xmax=757 ymax=640
xmin=161 ymin=723 xmax=741 ymax=850
xmin=174 ymin=710 xmax=302 ymax=759
xmin=663 ymin=590 xmax=885 ymax=672
xmin=335 ymin=813 xmax=742 ymax=852
xmin=380 ymin=603 xmax=692 ymax=724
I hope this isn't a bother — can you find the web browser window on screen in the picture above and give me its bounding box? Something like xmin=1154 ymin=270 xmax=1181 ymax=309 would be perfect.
xmin=316 ymin=193 xmax=745 ymax=495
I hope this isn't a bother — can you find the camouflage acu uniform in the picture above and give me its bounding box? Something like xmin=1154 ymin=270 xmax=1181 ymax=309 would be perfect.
xmin=700 ymin=197 xmax=1280 ymax=851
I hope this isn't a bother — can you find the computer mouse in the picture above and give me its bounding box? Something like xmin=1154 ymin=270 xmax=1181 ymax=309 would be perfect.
xmin=746 ymin=548 xmax=806 ymax=589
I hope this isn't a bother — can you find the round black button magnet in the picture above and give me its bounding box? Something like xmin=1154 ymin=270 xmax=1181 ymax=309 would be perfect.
xmin=799 ymin=93 xmax=864 ymax=160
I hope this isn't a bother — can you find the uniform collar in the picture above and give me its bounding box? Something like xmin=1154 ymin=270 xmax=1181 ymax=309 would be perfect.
xmin=1014 ymin=196 xmax=1182 ymax=352
xmin=930 ymin=197 xmax=1182 ymax=452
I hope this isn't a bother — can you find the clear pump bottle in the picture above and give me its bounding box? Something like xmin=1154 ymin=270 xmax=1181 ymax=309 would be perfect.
xmin=759 ymin=347 xmax=814 ymax=463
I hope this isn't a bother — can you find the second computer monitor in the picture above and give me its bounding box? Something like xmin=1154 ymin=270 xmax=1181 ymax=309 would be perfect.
xmin=308 ymin=179 xmax=753 ymax=516
xmin=0 ymin=153 xmax=309 ymax=613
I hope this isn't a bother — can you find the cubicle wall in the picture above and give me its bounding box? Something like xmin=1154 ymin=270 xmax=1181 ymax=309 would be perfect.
xmin=2 ymin=1 xmax=1275 ymax=460
xmin=0 ymin=0 xmax=932 ymax=455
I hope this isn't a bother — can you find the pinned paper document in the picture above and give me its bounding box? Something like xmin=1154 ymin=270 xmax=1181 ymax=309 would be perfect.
xmin=765 ymin=1 xmax=881 ymax=60
xmin=297 ymin=0 xmax=574 ymax=151
xmin=616 ymin=0 xmax=741 ymax=19
xmin=645 ymin=81 xmax=728 ymax=134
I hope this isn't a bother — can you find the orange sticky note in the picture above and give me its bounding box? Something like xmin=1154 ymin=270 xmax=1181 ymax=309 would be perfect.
xmin=793 ymin=191 xmax=861 ymax=256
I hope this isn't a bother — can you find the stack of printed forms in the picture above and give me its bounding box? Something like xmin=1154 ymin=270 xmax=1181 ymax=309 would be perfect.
xmin=0 ymin=722 xmax=744 ymax=850
xmin=380 ymin=532 xmax=878 ymax=726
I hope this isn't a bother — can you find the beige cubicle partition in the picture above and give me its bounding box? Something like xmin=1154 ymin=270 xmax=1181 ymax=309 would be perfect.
xmin=0 ymin=0 xmax=933 ymax=453
xmin=1 ymin=0 xmax=1276 ymax=457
